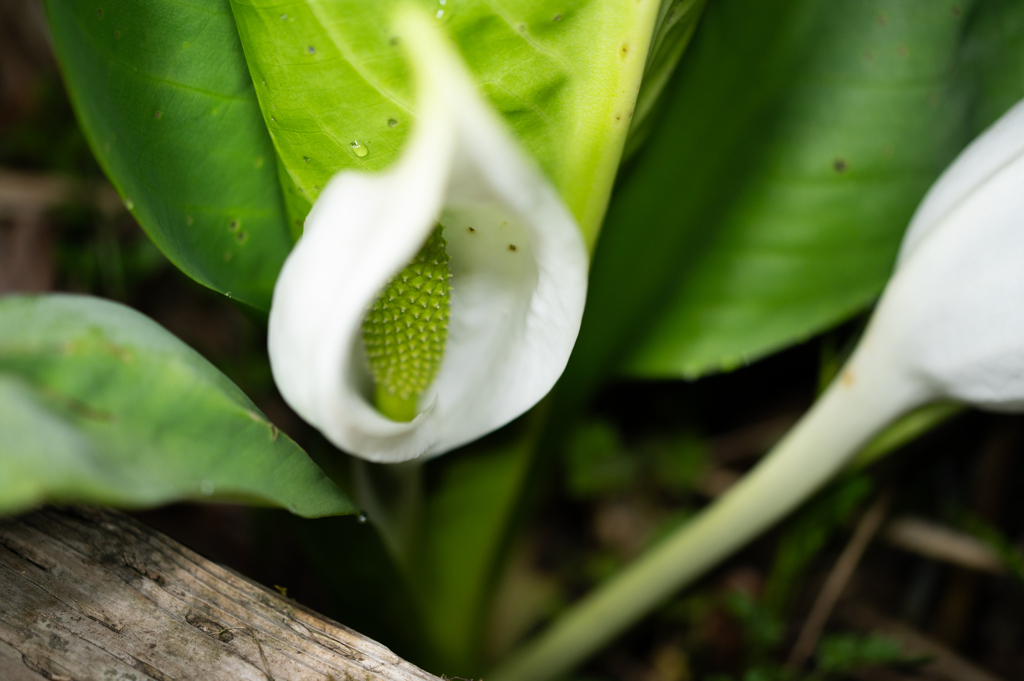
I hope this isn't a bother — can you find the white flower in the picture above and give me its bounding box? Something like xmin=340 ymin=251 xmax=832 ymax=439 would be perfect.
xmin=490 ymin=97 xmax=1024 ymax=681
xmin=864 ymin=97 xmax=1024 ymax=411
xmin=267 ymin=12 xmax=588 ymax=463
xmin=706 ymin=95 xmax=1024 ymax=537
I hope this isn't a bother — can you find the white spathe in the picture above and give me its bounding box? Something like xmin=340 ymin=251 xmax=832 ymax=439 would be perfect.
xmin=861 ymin=96 xmax=1024 ymax=410
xmin=487 ymin=98 xmax=1024 ymax=681
xmin=705 ymin=94 xmax=1024 ymax=575
xmin=267 ymin=12 xmax=588 ymax=463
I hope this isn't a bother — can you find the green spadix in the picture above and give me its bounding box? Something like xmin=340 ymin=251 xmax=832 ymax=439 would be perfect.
xmin=362 ymin=227 xmax=451 ymax=422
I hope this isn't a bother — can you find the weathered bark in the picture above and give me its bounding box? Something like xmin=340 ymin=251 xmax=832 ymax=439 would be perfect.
xmin=0 ymin=506 xmax=442 ymax=681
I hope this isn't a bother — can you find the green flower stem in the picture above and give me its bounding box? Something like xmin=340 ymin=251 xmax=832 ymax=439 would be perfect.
xmin=490 ymin=360 xmax=923 ymax=681
xmin=354 ymin=458 xmax=424 ymax=570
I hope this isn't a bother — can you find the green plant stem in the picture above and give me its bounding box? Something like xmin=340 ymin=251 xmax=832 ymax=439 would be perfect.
xmin=490 ymin=360 xmax=923 ymax=681
xmin=354 ymin=459 xmax=424 ymax=571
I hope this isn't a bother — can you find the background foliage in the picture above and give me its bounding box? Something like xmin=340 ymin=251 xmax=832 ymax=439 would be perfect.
xmin=4 ymin=0 xmax=1024 ymax=679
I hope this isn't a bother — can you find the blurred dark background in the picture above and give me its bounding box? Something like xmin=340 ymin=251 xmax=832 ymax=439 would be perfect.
xmin=4 ymin=2 xmax=1024 ymax=679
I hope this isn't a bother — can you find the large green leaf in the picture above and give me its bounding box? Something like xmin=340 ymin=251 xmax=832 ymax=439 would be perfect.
xmin=228 ymin=0 xmax=664 ymax=242
xmin=44 ymin=0 xmax=291 ymax=311
xmin=0 ymin=295 xmax=354 ymax=518
xmin=414 ymin=433 xmax=535 ymax=673
xmin=563 ymin=0 xmax=1024 ymax=395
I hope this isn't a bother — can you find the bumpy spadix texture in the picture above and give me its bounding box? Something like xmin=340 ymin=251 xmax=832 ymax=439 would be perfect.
xmin=267 ymin=11 xmax=588 ymax=463
xmin=362 ymin=227 xmax=451 ymax=421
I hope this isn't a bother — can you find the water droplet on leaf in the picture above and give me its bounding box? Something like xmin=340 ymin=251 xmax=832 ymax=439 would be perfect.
xmin=350 ymin=140 xmax=368 ymax=158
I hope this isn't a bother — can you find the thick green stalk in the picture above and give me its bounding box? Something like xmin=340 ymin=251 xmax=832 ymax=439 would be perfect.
xmin=490 ymin=358 xmax=925 ymax=681
xmin=354 ymin=459 xmax=424 ymax=570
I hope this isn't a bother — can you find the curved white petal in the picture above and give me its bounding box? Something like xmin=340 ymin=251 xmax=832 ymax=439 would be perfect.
xmin=268 ymin=12 xmax=588 ymax=463
xmin=861 ymin=96 xmax=1024 ymax=411
xmin=899 ymin=98 xmax=1024 ymax=264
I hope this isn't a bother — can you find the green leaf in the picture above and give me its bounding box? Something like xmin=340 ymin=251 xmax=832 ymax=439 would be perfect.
xmin=565 ymin=0 xmax=1024 ymax=394
xmin=228 ymin=0 xmax=664 ymax=242
xmin=623 ymin=0 xmax=706 ymax=159
xmin=43 ymin=0 xmax=292 ymax=311
xmin=415 ymin=434 xmax=535 ymax=673
xmin=0 ymin=295 xmax=354 ymax=518
xmin=850 ymin=400 xmax=963 ymax=470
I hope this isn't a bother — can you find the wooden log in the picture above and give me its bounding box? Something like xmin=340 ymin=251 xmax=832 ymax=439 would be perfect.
xmin=0 ymin=506 xmax=443 ymax=681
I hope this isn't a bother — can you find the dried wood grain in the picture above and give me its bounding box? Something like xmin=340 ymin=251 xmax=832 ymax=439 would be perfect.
xmin=0 ymin=506 xmax=443 ymax=681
